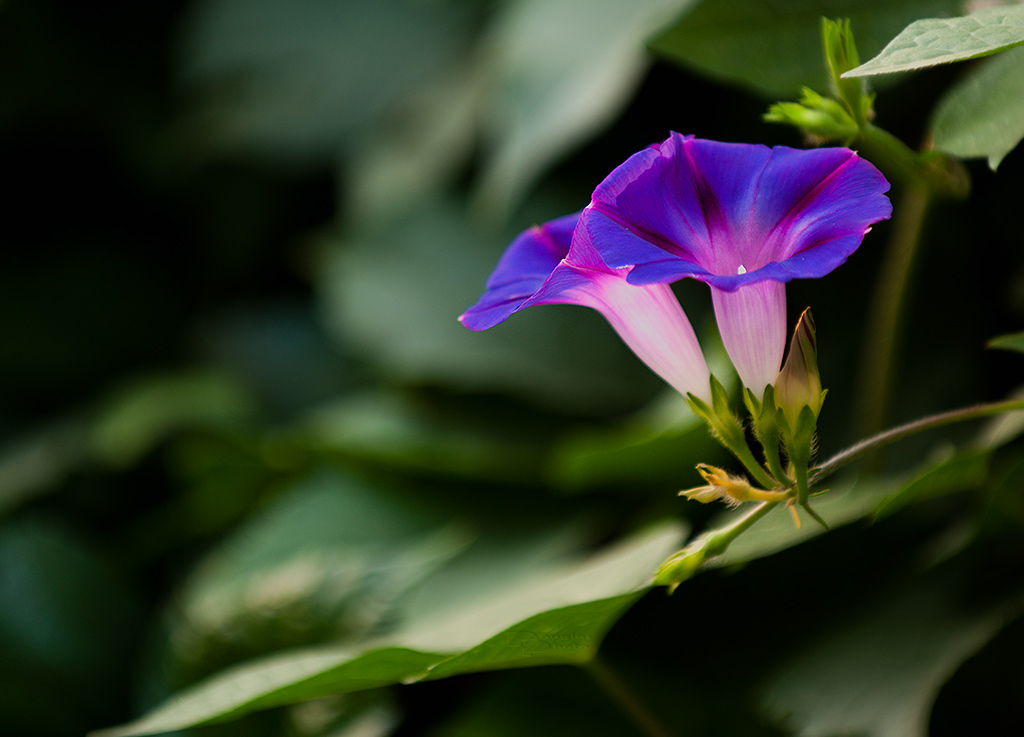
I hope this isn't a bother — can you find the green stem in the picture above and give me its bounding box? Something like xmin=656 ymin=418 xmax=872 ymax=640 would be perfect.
xmin=729 ymin=439 xmax=779 ymax=490
xmin=812 ymin=397 xmax=1024 ymax=484
xmin=854 ymin=182 xmax=931 ymax=442
xmin=655 ymin=501 xmax=777 ymax=587
xmin=698 ymin=500 xmax=777 ymax=552
xmin=585 ymin=658 xmax=676 ymax=737
xmin=857 ymin=124 xmax=969 ymax=199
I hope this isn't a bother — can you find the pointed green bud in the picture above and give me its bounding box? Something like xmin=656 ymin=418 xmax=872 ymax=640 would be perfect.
xmin=821 ymin=17 xmax=868 ymax=125
xmin=775 ymin=308 xmax=824 ymax=431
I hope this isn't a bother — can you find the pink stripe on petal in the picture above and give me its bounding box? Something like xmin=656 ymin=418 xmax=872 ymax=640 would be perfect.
xmin=711 ymin=280 xmax=786 ymax=394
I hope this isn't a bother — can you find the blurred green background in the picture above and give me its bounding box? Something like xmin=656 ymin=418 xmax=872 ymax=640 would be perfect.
xmin=2 ymin=1 xmax=1024 ymax=736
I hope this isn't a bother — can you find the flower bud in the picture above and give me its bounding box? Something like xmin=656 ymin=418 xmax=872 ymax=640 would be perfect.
xmin=774 ymin=308 xmax=824 ymax=431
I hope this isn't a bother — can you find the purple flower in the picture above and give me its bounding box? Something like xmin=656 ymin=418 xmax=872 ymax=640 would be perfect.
xmin=582 ymin=133 xmax=892 ymax=392
xmin=460 ymin=212 xmax=711 ymax=402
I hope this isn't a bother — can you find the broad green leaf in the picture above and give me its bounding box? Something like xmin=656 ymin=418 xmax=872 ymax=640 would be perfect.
xmin=316 ymin=199 xmax=663 ymax=412
xmin=930 ymin=45 xmax=1024 ymax=169
xmin=988 ymin=329 xmax=1024 ymax=354
xmin=91 ymin=369 xmax=256 ymax=468
xmin=160 ymin=470 xmax=470 ymax=688
xmin=759 ymin=577 xmax=1005 ymax=737
xmin=472 ymin=0 xmax=696 ymax=217
xmin=347 ymin=71 xmax=481 ymax=228
xmin=0 ymin=418 xmax=89 ymax=517
xmin=173 ymin=0 xmax=474 ymax=164
xmin=194 ymin=302 xmax=353 ymax=415
xmin=0 ymin=520 xmax=143 ymax=736
xmin=649 ymin=0 xmax=959 ymax=97
xmin=872 ymin=447 xmax=990 ymax=520
xmin=846 ymin=4 xmax=1024 ymax=77
xmin=548 ymin=389 xmax=723 ymax=491
xmin=429 ymin=667 xmax=640 ymax=737
xmin=301 ymin=390 xmax=547 ymax=483
xmin=94 ymin=522 xmax=685 ymax=737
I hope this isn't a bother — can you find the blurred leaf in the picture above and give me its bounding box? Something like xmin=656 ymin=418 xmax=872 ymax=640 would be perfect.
xmin=0 ymin=519 xmax=143 ymax=736
xmin=161 ymin=469 xmax=469 ymax=688
xmin=873 ymin=446 xmax=990 ymax=520
xmin=316 ymin=199 xmax=662 ymax=413
xmin=973 ymin=387 xmax=1024 ymax=450
xmin=472 ymin=0 xmax=696 ymax=216
xmin=649 ymin=0 xmax=960 ymax=97
xmin=91 ymin=369 xmax=257 ymax=468
xmin=347 ymin=70 xmax=482 ymax=227
xmin=0 ymin=418 xmax=89 ymax=517
xmin=759 ymin=576 xmax=1005 ymax=737
xmin=548 ymin=389 xmax=722 ymax=491
xmin=988 ymin=329 xmax=1024 ymax=354
xmin=429 ymin=667 xmax=638 ymax=737
xmin=173 ymin=0 xmax=474 ymax=164
xmin=301 ymin=390 xmax=547 ymax=483
xmin=195 ymin=302 xmax=352 ymax=416
xmin=94 ymin=521 xmax=684 ymax=737
xmin=846 ymin=4 xmax=1024 ymax=77
xmin=930 ymin=45 xmax=1024 ymax=169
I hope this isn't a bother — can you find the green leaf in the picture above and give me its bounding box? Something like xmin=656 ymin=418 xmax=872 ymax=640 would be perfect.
xmin=149 ymin=468 xmax=473 ymax=695
xmin=872 ymin=447 xmax=990 ymax=520
xmin=429 ymin=667 xmax=640 ymax=737
xmin=758 ymin=576 xmax=1005 ymax=737
xmin=301 ymin=390 xmax=547 ymax=483
xmin=988 ymin=330 xmax=1024 ymax=354
xmin=174 ymin=0 xmax=474 ymax=164
xmin=649 ymin=0 xmax=960 ymax=97
xmin=93 ymin=522 xmax=685 ymax=737
xmin=846 ymin=4 xmax=1024 ymax=77
xmin=0 ymin=519 xmax=143 ymax=736
xmin=91 ymin=369 xmax=257 ymax=468
xmin=929 ymin=45 xmax=1024 ymax=169
xmin=0 ymin=418 xmax=89 ymax=518
xmin=472 ymin=0 xmax=697 ymax=216
xmin=547 ymin=390 xmax=723 ymax=491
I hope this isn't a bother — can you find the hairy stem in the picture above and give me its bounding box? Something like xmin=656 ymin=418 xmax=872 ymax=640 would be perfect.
xmin=813 ymin=397 xmax=1024 ymax=484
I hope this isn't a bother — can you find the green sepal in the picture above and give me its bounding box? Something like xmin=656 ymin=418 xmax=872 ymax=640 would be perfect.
xmin=779 ymin=403 xmax=820 ymax=505
xmin=744 ymin=385 xmax=789 ymax=485
xmin=764 ymin=87 xmax=859 ymax=144
xmin=687 ymin=376 xmax=776 ymax=489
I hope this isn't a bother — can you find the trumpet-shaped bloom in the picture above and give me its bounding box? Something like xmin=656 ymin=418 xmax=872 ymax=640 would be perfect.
xmin=581 ymin=133 xmax=892 ymax=392
xmin=459 ymin=212 xmax=711 ymax=402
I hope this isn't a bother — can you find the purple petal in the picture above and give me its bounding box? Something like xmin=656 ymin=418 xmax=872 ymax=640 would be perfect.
xmin=459 ymin=212 xmax=580 ymax=330
xmin=583 ymin=133 xmax=891 ymax=291
xmin=460 ymin=212 xmax=711 ymax=400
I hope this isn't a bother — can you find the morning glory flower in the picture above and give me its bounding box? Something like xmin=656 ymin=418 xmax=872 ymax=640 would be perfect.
xmin=459 ymin=212 xmax=711 ymax=402
xmin=581 ymin=133 xmax=892 ymax=393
